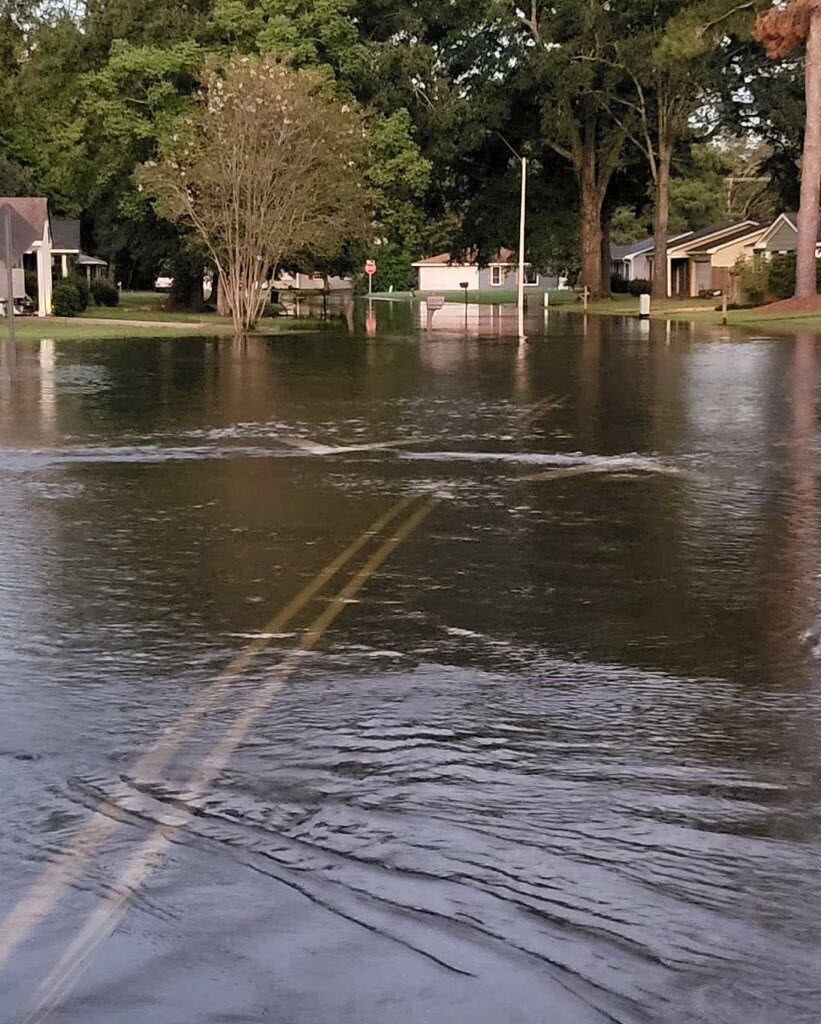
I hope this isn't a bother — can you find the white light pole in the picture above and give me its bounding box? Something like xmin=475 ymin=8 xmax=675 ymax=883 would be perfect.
xmin=517 ymin=155 xmax=527 ymax=341
xmin=496 ymin=134 xmax=527 ymax=341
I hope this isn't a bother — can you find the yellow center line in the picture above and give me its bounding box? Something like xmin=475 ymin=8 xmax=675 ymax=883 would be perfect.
xmin=0 ymin=492 xmax=423 ymax=973
xmin=22 ymin=495 xmax=438 ymax=1024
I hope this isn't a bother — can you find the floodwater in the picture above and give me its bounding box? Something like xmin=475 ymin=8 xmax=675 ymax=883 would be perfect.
xmin=0 ymin=306 xmax=819 ymax=1024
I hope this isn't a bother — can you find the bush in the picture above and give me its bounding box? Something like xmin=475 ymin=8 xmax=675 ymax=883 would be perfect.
xmin=766 ymin=253 xmax=795 ymax=299
xmin=610 ymin=274 xmax=630 ymax=294
xmin=66 ymin=273 xmax=90 ymax=311
xmin=261 ymin=301 xmax=284 ymax=317
xmin=90 ymin=279 xmax=119 ymax=307
xmin=52 ymin=279 xmax=83 ymax=317
xmin=627 ymin=278 xmax=651 ymax=296
xmin=735 ymin=257 xmax=767 ymax=306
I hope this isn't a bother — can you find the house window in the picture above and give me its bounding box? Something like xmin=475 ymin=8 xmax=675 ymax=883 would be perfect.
xmin=524 ymin=265 xmax=539 ymax=286
xmin=490 ymin=266 xmax=502 ymax=286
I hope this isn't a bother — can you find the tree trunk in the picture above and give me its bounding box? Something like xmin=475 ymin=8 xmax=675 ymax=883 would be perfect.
xmin=601 ymin=213 xmax=612 ymax=294
xmin=579 ymin=141 xmax=604 ymax=298
xmin=651 ymin=138 xmax=672 ymax=301
xmin=796 ymin=6 xmax=821 ymax=298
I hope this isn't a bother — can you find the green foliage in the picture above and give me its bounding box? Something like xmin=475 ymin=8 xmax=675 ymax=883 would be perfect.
xmin=66 ymin=273 xmax=91 ymax=310
xmin=735 ymin=257 xmax=767 ymax=305
xmin=767 ymin=253 xmax=796 ymax=299
xmin=90 ymin=279 xmax=120 ymax=306
xmin=52 ymin=279 xmax=83 ymax=317
xmin=628 ymin=278 xmax=652 ymax=296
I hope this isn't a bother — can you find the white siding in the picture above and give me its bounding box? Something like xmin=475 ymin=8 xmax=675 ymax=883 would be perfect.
xmin=418 ymin=265 xmax=480 ymax=291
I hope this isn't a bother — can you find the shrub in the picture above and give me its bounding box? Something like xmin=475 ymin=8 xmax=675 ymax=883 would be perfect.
xmin=610 ymin=274 xmax=630 ymax=294
xmin=90 ymin=279 xmax=119 ymax=307
xmin=66 ymin=273 xmax=90 ymax=311
xmin=52 ymin=279 xmax=83 ymax=317
xmin=261 ymin=301 xmax=284 ymax=317
xmin=734 ymin=257 xmax=767 ymax=306
xmin=627 ymin=278 xmax=651 ymax=296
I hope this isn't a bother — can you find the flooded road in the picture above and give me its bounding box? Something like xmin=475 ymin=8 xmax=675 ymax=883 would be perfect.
xmin=0 ymin=310 xmax=819 ymax=1023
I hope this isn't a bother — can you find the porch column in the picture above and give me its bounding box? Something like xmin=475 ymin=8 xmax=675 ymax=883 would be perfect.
xmin=667 ymin=256 xmax=673 ymax=298
xmin=61 ymin=254 xmax=68 ymax=278
xmin=36 ymin=244 xmax=52 ymax=317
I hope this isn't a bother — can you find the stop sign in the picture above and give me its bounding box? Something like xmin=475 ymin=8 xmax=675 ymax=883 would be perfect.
xmin=365 ymin=260 xmax=377 ymax=276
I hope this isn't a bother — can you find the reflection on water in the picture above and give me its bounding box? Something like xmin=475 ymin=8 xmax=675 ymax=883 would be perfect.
xmin=0 ymin=310 xmax=819 ymax=1024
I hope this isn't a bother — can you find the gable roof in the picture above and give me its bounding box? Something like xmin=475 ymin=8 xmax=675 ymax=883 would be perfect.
xmin=611 ymin=237 xmax=655 ymax=260
xmin=0 ymin=196 xmax=49 ymax=242
xmin=687 ymin=223 xmax=764 ymax=255
xmin=52 ymin=217 xmax=80 ymax=252
xmin=413 ymin=248 xmax=523 ymax=268
xmin=667 ymin=220 xmax=758 ymax=256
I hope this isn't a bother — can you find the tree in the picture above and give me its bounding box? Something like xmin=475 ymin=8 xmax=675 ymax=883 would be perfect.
xmin=140 ymin=55 xmax=369 ymax=331
xmin=513 ymin=1 xmax=631 ymax=297
xmin=755 ymin=0 xmax=821 ymax=297
xmin=600 ymin=1 xmax=765 ymax=299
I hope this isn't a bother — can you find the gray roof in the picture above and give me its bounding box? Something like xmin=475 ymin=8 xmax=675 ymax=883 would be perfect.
xmin=52 ymin=216 xmax=80 ymax=252
xmin=686 ymin=223 xmax=763 ymax=255
xmin=611 ymin=237 xmax=654 ymax=260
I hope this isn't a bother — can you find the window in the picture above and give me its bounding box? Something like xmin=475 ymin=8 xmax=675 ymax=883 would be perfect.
xmin=490 ymin=266 xmax=502 ymax=286
xmin=524 ymin=265 xmax=539 ymax=286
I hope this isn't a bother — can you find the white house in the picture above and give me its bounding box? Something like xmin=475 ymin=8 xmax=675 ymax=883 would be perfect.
xmin=1 ymin=196 xmax=52 ymax=316
xmin=611 ymin=238 xmax=655 ymax=282
xmin=413 ymin=250 xmax=561 ymax=293
xmin=52 ymin=217 xmax=109 ymax=281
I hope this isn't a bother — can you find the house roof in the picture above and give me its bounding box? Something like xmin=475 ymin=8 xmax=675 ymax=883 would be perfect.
xmin=687 ymin=223 xmax=764 ymax=256
xmin=751 ymin=211 xmax=821 ymax=248
xmin=52 ymin=217 xmax=81 ymax=252
xmin=0 ymin=196 xmax=49 ymax=243
xmin=667 ymin=220 xmax=759 ymax=256
xmin=611 ymin=232 xmax=693 ymax=261
xmin=413 ymin=248 xmax=522 ymax=267
xmin=76 ymin=253 xmax=107 ymax=267
xmin=611 ymin=237 xmax=655 ymax=260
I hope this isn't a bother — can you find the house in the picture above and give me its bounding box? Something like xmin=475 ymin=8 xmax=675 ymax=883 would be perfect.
xmin=0 ymin=196 xmax=52 ymax=317
xmin=413 ymin=250 xmax=561 ymax=293
xmin=664 ymin=221 xmax=764 ymax=297
xmin=612 ymin=220 xmax=764 ymax=297
xmin=611 ymin=238 xmax=655 ymax=283
xmin=752 ymin=212 xmax=821 ymax=261
xmin=52 ymin=216 xmax=108 ymax=282
xmin=276 ymin=270 xmax=351 ymax=291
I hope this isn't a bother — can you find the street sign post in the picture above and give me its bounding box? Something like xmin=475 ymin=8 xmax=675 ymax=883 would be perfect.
xmin=365 ymin=259 xmax=376 ymax=296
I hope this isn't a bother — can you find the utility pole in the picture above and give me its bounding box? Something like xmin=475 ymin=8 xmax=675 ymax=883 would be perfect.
xmin=495 ymin=134 xmax=528 ymax=341
xmin=518 ymin=156 xmax=527 ymax=341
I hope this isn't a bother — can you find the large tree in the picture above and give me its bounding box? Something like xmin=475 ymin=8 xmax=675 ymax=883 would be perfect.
xmin=513 ymin=0 xmax=631 ymax=297
xmin=597 ymin=1 xmax=765 ymax=299
xmin=140 ymin=56 xmax=369 ymax=330
xmin=756 ymin=0 xmax=821 ymax=297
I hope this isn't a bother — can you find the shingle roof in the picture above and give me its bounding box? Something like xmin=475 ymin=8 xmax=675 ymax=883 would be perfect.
xmin=611 ymin=237 xmax=655 ymax=260
xmin=687 ymin=223 xmax=763 ymax=255
xmin=52 ymin=217 xmax=81 ymax=251
xmin=0 ymin=197 xmax=49 ymax=242
xmin=414 ymin=248 xmax=520 ymax=267
xmin=667 ymin=220 xmax=758 ymax=255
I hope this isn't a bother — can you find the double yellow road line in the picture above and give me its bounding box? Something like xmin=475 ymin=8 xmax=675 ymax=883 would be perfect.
xmin=1 ymin=491 xmax=438 ymax=1023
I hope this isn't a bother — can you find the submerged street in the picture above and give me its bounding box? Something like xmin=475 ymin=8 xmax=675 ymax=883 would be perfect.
xmin=0 ymin=310 xmax=819 ymax=1023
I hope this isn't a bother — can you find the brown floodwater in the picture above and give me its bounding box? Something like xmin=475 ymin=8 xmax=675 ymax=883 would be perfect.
xmin=0 ymin=306 xmax=819 ymax=1023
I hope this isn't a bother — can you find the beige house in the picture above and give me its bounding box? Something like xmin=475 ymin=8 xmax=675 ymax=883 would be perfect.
xmin=660 ymin=221 xmax=764 ymax=297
